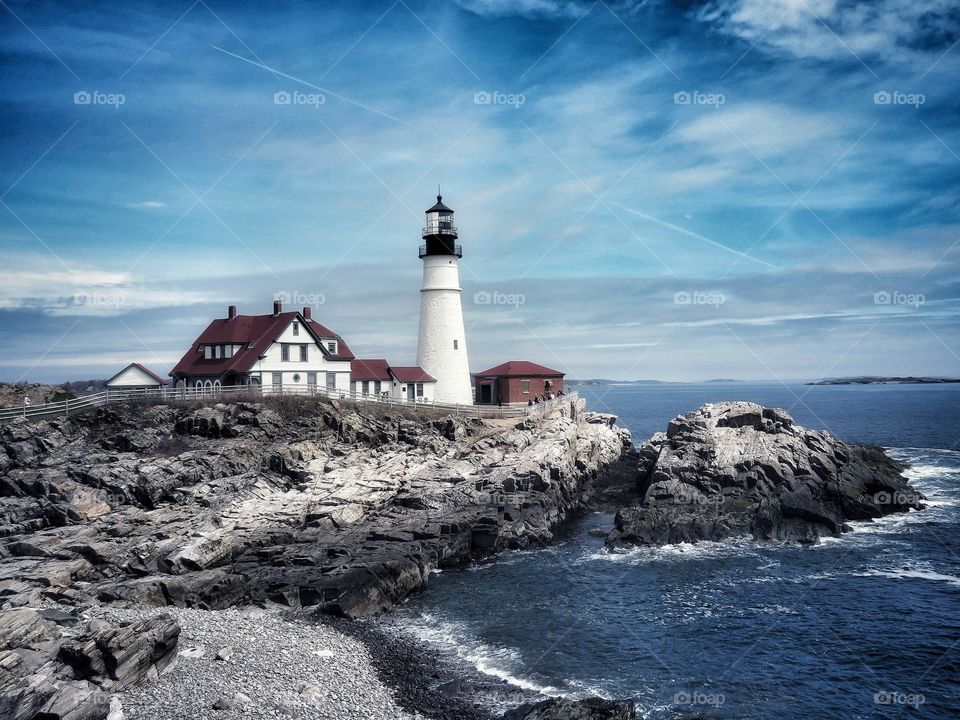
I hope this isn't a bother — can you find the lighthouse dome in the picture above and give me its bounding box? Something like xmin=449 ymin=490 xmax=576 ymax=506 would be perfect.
xmin=426 ymin=194 xmax=453 ymax=214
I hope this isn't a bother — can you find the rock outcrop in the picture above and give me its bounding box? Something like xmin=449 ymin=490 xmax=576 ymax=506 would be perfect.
xmin=0 ymin=607 xmax=179 ymax=720
xmin=0 ymin=397 xmax=634 ymax=620
xmin=502 ymin=697 xmax=636 ymax=720
xmin=608 ymin=402 xmax=921 ymax=547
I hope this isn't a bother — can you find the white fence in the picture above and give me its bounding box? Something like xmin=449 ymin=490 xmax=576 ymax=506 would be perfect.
xmin=0 ymin=384 xmax=579 ymax=424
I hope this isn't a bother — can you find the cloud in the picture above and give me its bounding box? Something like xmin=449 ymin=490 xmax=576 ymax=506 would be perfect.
xmin=696 ymin=0 xmax=960 ymax=66
xmin=126 ymin=200 xmax=167 ymax=209
xmin=455 ymin=0 xmax=590 ymax=19
xmin=0 ymin=259 xmax=219 ymax=316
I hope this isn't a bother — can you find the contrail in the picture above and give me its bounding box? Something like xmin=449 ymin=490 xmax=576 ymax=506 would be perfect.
xmin=607 ymin=201 xmax=780 ymax=269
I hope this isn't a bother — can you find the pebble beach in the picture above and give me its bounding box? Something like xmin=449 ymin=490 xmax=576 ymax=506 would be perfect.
xmin=111 ymin=606 xmax=423 ymax=720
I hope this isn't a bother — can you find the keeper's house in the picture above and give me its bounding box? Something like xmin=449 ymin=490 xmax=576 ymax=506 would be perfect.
xmin=473 ymin=361 xmax=564 ymax=406
xmin=170 ymin=301 xmax=354 ymax=393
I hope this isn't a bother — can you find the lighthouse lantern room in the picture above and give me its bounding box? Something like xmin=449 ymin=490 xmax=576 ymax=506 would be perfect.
xmin=416 ymin=194 xmax=473 ymax=405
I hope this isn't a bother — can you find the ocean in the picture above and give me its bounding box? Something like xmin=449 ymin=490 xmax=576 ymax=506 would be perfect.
xmin=395 ymin=383 xmax=960 ymax=719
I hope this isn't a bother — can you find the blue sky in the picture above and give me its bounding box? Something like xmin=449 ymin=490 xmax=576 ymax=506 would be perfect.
xmin=1 ymin=0 xmax=958 ymax=382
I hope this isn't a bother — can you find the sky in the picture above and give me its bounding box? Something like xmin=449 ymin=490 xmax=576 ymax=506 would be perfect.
xmin=0 ymin=0 xmax=958 ymax=383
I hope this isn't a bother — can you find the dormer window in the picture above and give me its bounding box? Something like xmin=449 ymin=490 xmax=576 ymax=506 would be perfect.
xmin=204 ymin=345 xmax=213 ymax=360
xmin=292 ymin=322 xmax=300 ymax=336
xmin=214 ymin=345 xmax=222 ymax=359
xmin=327 ymin=341 xmax=337 ymax=354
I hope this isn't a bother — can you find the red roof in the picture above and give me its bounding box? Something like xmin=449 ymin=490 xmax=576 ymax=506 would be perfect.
xmin=474 ymin=361 xmax=564 ymax=377
xmin=171 ymin=311 xmax=353 ymax=378
xmin=390 ymin=366 xmax=436 ymax=383
xmin=351 ymin=358 xmax=392 ymax=382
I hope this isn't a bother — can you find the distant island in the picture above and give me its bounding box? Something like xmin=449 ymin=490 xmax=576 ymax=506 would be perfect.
xmin=566 ymin=378 xmax=745 ymax=386
xmin=807 ymin=376 xmax=960 ymax=386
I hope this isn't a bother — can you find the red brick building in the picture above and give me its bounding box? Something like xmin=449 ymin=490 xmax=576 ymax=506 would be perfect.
xmin=473 ymin=361 xmax=565 ymax=406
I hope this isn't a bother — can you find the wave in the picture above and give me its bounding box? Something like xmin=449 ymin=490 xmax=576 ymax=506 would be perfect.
xmin=401 ymin=612 xmax=567 ymax=697
xmin=855 ymin=567 xmax=960 ymax=587
xmin=902 ymin=464 xmax=960 ymax=482
xmin=887 ymin=446 xmax=960 ymax=456
xmin=581 ymin=536 xmax=764 ymax=565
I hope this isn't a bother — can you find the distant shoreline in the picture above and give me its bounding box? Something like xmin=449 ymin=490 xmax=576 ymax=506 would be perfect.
xmin=806 ymin=377 xmax=960 ymax=386
xmin=566 ymin=378 xmax=745 ymax=386
xmin=565 ymin=377 xmax=960 ymax=387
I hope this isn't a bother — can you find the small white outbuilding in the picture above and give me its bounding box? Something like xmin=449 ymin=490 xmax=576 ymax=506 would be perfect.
xmin=105 ymin=363 xmax=169 ymax=390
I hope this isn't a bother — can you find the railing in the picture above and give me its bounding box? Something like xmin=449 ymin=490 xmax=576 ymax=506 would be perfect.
xmin=0 ymin=383 xmax=558 ymax=423
xmin=525 ymin=391 xmax=579 ymax=415
xmin=421 ymin=225 xmax=458 ymax=238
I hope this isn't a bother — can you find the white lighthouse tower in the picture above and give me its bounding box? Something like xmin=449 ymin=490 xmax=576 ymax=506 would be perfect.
xmin=416 ymin=194 xmax=473 ymax=405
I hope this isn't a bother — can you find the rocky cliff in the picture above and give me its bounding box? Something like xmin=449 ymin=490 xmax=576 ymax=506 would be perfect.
xmin=0 ymin=395 xmax=634 ymax=718
xmin=1 ymin=396 xmax=634 ymax=617
xmin=608 ymin=402 xmax=921 ymax=547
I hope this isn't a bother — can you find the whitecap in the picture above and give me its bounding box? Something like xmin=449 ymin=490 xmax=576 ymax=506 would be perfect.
xmin=855 ymin=567 xmax=960 ymax=587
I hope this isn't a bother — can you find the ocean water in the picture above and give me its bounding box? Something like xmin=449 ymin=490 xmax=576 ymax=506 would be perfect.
xmin=398 ymin=383 xmax=960 ymax=719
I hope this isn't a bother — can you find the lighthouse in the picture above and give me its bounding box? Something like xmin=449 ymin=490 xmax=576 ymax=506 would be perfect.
xmin=416 ymin=194 xmax=473 ymax=405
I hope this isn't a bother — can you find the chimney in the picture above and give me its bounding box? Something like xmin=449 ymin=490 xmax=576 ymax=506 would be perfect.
xmin=302 ymin=306 xmax=312 ymax=320
xmin=227 ymin=305 xmax=237 ymax=320
xmin=273 ymin=300 xmax=282 ymax=316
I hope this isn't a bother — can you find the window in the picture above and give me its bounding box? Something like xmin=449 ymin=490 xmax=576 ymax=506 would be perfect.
xmin=307 ymin=372 xmax=317 ymax=388
xmin=326 ymin=372 xmax=336 ymax=389
xmin=299 ymin=344 xmax=308 ymax=362
xmin=327 ymin=341 xmax=337 ymax=354
xmin=292 ymin=373 xmax=301 ymax=383
xmin=272 ymin=373 xmax=282 ymax=388
xmin=416 ymin=383 xmax=424 ymax=397
xmin=225 ymin=345 xmax=234 ymax=358
xmin=521 ymin=380 xmax=530 ymax=394
xmin=204 ymin=345 xmax=213 ymax=360
xmin=281 ymin=344 xmax=290 ymax=362
xmin=453 ymin=339 xmax=458 ymax=349
xmin=374 ymin=381 xmax=381 ymax=395
xmin=292 ymin=322 xmax=299 ymax=336
xmin=351 ymin=381 xmax=357 ymax=394
xmin=214 ymin=345 xmax=222 ymax=359
xmin=362 ymin=381 xmax=370 ymax=395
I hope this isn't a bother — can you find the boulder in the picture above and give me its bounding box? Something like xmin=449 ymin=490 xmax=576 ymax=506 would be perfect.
xmin=502 ymin=696 xmax=636 ymax=719
xmin=0 ymin=608 xmax=179 ymax=720
xmin=609 ymin=402 xmax=922 ymax=547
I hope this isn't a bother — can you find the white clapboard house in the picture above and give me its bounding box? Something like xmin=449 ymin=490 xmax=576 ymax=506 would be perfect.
xmin=170 ymin=302 xmax=354 ymax=393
